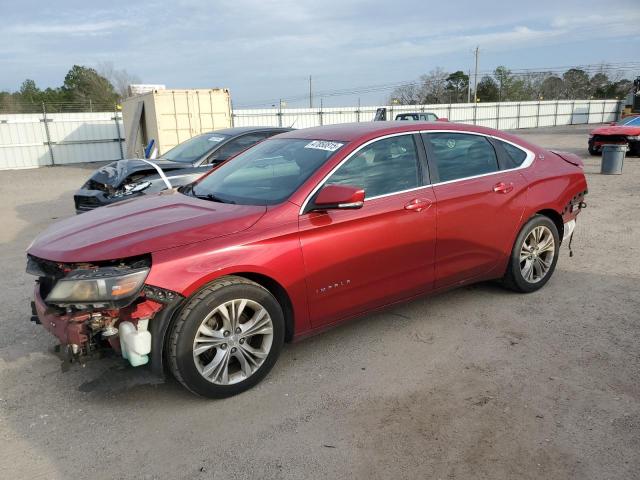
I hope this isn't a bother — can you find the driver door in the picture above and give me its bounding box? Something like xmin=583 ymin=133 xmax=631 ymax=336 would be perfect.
xmin=298 ymin=134 xmax=437 ymax=328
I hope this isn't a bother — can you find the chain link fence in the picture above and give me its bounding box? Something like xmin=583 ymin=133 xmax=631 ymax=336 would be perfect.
xmin=0 ymin=101 xmax=119 ymax=114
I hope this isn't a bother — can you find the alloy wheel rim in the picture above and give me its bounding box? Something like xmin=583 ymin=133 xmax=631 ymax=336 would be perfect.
xmin=520 ymin=225 xmax=555 ymax=284
xmin=192 ymin=299 xmax=273 ymax=385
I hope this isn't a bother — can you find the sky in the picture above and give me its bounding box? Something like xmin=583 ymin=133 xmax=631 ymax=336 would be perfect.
xmin=0 ymin=0 xmax=639 ymax=107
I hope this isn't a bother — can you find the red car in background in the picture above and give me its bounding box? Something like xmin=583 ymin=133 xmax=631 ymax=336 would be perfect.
xmin=26 ymin=122 xmax=587 ymax=398
xmin=588 ymin=115 xmax=640 ymax=155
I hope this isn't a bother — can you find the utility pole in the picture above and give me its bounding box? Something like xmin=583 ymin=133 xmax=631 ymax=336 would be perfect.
xmin=473 ymin=46 xmax=479 ymax=104
xmin=467 ymin=69 xmax=471 ymax=103
xmin=309 ymin=75 xmax=313 ymax=108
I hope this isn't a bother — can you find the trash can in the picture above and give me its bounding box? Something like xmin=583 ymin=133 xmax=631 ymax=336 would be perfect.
xmin=601 ymin=144 xmax=627 ymax=175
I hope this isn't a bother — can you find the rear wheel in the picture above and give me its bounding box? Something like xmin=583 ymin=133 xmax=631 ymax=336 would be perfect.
xmin=588 ymin=144 xmax=600 ymax=156
xmin=168 ymin=276 xmax=285 ymax=398
xmin=503 ymin=215 xmax=560 ymax=293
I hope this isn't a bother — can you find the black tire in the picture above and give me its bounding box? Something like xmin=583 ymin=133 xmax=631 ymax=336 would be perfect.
xmin=502 ymin=215 xmax=560 ymax=293
xmin=588 ymin=144 xmax=600 ymax=156
xmin=168 ymin=276 xmax=285 ymax=398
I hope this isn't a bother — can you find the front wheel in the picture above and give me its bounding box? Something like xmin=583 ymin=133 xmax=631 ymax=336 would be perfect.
xmin=168 ymin=276 xmax=285 ymax=398
xmin=503 ymin=215 xmax=560 ymax=293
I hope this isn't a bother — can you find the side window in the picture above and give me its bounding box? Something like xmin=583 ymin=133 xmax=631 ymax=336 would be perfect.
xmin=325 ymin=135 xmax=421 ymax=198
xmin=208 ymin=133 xmax=271 ymax=163
xmin=423 ymin=133 xmax=499 ymax=182
xmin=426 ymin=113 xmax=437 ymax=121
xmin=498 ymin=140 xmax=528 ymax=168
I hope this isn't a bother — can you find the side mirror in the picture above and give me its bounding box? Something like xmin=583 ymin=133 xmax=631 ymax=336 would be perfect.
xmin=311 ymin=185 xmax=365 ymax=211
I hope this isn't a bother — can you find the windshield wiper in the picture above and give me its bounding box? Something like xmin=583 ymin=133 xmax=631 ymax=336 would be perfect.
xmin=196 ymin=193 xmax=235 ymax=204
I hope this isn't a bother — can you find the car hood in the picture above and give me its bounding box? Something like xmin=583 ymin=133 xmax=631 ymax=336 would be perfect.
xmin=28 ymin=190 xmax=267 ymax=263
xmin=591 ymin=125 xmax=640 ymax=135
xmin=88 ymin=158 xmax=191 ymax=187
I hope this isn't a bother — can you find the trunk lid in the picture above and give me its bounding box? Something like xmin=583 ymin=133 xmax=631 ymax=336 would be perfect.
xmin=550 ymin=150 xmax=584 ymax=168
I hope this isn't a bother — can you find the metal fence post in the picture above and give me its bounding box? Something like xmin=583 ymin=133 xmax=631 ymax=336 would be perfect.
xmin=319 ymin=98 xmax=323 ymax=126
xmin=496 ymin=102 xmax=500 ymax=129
xmin=601 ymin=100 xmax=605 ymax=123
xmin=570 ymin=100 xmax=576 ymax=125
xmin=553 ymin=100 xmax=559 ymax=127
xmin=113 ymin=106 xmax=124 ymax=159
xmin=473 ymin=102 xmax=477 ymax=125
xmin=448 ymin=103 xmax=452 ymax=121
xmin=41 ymin=102 xmax=55 ymax=166
xmin=535 ymin=100 xmax=541 ymax=128
xmin=586 ymin=100 xmax=591 ymax=125
xmin=278 ymin=100 xmax=283 ymax=127
xmin=516 ymin=102 xmax=521 ymax=129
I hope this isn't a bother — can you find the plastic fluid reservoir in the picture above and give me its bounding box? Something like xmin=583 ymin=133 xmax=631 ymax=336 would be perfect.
xmin=119 ymin=320 xmax=151 ymax=367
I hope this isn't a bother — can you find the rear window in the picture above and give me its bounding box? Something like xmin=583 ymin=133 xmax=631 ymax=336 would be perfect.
xmin=498 ymin=141 xmax=528 ymax=168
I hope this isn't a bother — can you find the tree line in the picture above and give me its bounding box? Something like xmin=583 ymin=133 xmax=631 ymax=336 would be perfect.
xmin=0 ymin=63 xmax=139 ymax=113
xmin=389 ymin=66 xmax=634 ymax=105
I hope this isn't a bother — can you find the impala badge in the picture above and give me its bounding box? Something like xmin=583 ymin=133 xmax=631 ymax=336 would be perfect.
xmin=316 ymin=279 xmax=351 ymax=295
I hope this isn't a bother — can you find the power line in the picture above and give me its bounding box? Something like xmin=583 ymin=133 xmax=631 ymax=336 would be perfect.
xmin=234 ymin=61 xmax=640 ymax=108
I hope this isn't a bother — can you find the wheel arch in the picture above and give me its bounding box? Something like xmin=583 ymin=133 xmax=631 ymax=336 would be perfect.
xmin=232 ymin=272 xmax=295 ymax=342
xmin=534 ymin=208 xmax=564 ymax=241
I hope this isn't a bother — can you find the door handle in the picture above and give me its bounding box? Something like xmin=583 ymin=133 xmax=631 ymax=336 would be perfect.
xmin=493 ymin=182 xmax=514 ymax=194
xmin=404 ymin=198 xmax=432 ymax=212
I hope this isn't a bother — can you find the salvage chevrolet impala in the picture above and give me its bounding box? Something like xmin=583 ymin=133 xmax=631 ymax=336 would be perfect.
xmin=27 ymin=122 xmax=588 ymax=398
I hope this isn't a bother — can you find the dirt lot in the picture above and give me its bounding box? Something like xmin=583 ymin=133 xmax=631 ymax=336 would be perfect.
xmin=0 ymin=125 xmax=638 ymax=480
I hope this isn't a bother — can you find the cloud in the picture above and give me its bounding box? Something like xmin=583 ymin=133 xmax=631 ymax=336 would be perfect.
xmin=0 ymin=0 xmax=638 ymax=103
xmin=5 ymin=19 xmax=133 ymax=36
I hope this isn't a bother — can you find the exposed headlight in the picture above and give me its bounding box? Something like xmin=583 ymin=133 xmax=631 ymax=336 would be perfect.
xmin=114 ymin=181 xmax=152 ymax=197
xmin=46 ymin=267 xmax=149 ymax=307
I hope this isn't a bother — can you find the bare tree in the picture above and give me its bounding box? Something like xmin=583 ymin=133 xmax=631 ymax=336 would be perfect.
xmin=97 ymin=62 xmax=141 ymax=100
xmin=418 ymin=68 xmax=449 ymax=103
xmin=388 ymin=82 xmax=421 ymax=104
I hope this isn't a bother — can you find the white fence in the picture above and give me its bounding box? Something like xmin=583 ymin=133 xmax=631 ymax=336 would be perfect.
xmin=232 ymin=99 xmax=623 ymax=130
xmin=0 ymin=111 xmax=124 ymax=170
xmin=0 ymin=99 xmax=622 ymax=170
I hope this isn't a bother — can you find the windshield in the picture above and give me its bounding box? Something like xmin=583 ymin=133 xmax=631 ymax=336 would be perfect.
xmin=621 ymin=116 xmax=640 ymax=126
xmin=188 ymin=138 xmax=345 ymax=205
xmin=161 ymin=133 xmax=230 ymax=163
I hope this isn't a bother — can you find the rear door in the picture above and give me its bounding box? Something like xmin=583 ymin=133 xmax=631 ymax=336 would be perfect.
xmin=422 ymin=132 xmax=528 ymax=288
xmin=298 ymin=133 xmax=437 ymax=327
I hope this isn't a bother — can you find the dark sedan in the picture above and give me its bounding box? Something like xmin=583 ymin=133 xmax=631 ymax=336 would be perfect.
xmin=74 ymin=127 xmax=291 ymax=213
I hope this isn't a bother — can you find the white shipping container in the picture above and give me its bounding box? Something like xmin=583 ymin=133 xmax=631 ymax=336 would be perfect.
xmin=122 ymin=88 xmax=232 ymax=157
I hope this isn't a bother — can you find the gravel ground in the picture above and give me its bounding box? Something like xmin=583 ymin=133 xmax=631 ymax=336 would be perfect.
xmin=0 ymin=125 xmax=638 ymax=480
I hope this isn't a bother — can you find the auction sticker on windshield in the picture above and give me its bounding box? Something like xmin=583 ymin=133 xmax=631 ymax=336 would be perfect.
xmin=208 ymin=136 xmax=226 ymax=142
xmin=304 ymin=140 xmax=343 ymax=152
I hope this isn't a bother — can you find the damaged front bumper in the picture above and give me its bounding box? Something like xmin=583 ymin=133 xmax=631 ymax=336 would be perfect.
xmin=28 ymin=256 xmax=183 ymax=374
xmin=74 ymin=187 xmax=146 ymax=213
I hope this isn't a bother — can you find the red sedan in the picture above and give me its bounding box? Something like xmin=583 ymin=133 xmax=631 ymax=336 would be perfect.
xmin=588 ymin=115 xmax=640 ymax=155
xmin=27 ymin=122 xmax=588 ymax=398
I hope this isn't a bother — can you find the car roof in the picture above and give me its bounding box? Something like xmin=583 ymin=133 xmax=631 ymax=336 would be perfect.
xmin=276 ymin=121 xmax=505 ymax=142
xmin=202 ymin=126 xmax=293 ymax=136
xmin=396 ymin=112 xmax=436 ymax=116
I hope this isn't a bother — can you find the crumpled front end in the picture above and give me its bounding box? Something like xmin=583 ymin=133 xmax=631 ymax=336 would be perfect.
xmin=28 ymin=254 xmax=182 ymax=371
xmin=74 ymin=159 xmax=182 ymax=213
